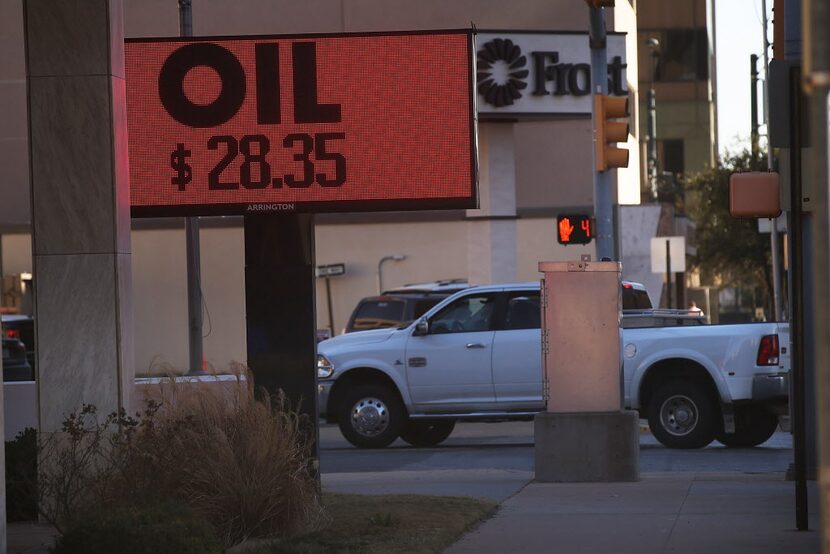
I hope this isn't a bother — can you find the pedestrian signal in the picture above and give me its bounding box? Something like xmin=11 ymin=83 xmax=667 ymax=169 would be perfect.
xmin=557 ymin=214 xmax=593 ymax=245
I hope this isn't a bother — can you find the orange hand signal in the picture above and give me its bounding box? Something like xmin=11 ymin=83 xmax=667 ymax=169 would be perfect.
xmin=558 ymin=217 xmax=574 ymax=243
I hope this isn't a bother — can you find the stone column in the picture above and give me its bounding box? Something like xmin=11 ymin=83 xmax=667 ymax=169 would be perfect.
xmin=466 ymin=122 xmax=518 ymax=285
xmin=0 ymin=355 xmax=5 ymax=551
xmin=25 ymin=0 xmax=133 ymax=431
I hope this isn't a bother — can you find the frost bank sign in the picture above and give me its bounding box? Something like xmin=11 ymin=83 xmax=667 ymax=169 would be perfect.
xmin=476 ymin=32 xmax=627 ymax=117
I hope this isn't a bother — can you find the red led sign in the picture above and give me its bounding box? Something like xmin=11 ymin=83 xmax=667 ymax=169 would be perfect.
xmin=125 ymin=31 xmax=477 ymax=217
xmin=557 ymin=214 xmax=593 ymax=245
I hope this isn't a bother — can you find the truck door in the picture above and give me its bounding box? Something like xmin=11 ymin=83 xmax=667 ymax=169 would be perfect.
xmin=492 ymin=290 xmax=544 ymax=410
xmin=405 ymin=292 xmax=498 ymax=412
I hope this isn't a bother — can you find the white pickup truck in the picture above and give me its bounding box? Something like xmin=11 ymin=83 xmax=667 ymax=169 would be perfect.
xmin=317 ymin=282 xmax=789 ymax=450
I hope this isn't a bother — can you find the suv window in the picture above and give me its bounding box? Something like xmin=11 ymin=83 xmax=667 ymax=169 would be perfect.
xmin=429 ymin=294 xmax=497 ymax=334
xmin=350 ymin=300 xmax=406 ymax=331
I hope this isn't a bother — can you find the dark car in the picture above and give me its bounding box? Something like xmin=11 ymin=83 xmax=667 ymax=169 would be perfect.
xmin=621 ymin=280 xmax=652 ymax=310
xmin=344 ymin=280 xmax=470 ymax=333
xmin=1 ymin=315 xmax=35 ymax=372
xmin=2 ymin=337 xmax=33 ymax=381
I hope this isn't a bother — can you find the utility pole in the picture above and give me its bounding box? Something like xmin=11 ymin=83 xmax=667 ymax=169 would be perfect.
xmin=646 ymin=39 xmax=660 ymax=200
xmin=179 ymin=0 xmax=205 ymax=375
xmin=762 ymin=0 xmax=783 ymax=323
xmin=803 ymin=0 xmax=830 ymax=546
xmin=751 ymin=54 xmax=760 ymax=159
xmin=589 ymin=5 xmax=613 ymax=261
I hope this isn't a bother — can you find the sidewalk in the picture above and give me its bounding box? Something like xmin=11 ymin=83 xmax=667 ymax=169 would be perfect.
xmin=8 ymin=471 xmax=820 ymax=553
xmin=446 ymin=471 xmax=820 ymax=554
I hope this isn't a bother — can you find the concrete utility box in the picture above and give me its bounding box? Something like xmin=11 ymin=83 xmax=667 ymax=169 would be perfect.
xmin=538 ymin=260 xmax=622 ymax=412
xmin=535 ymin=259 xmax=638 ymax=483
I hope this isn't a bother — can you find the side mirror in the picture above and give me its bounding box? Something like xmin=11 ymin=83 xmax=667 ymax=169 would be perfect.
xmin=413 ymin=319 xmax=429 ymax=336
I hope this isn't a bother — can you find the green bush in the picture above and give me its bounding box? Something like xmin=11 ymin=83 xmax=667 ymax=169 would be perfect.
xmin=52 ymin=501 xmax=222 ymax=554
xmin=5 ymin=427 xmax=37 ymax=521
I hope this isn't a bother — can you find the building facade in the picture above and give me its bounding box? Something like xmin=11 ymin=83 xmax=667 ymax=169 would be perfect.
xmin=636 ymin=0 xmax=716 ymax=194
xmin=0 ymin=0 xmax=642 ymax=373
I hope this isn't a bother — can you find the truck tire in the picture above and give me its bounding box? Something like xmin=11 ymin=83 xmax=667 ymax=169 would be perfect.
xmin=337 ymin=384 xmax=405 ymax=448
xmin=648 ymin=381 xmax=717 ymax=449
xmin=716 ymin=405 xmax=779 ymax=448
xmin=400 ymin=419 xmax=456 ymax=447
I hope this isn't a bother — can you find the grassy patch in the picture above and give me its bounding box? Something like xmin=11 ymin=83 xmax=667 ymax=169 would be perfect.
xmin=240 ymin=493 xmax=497 ymax=553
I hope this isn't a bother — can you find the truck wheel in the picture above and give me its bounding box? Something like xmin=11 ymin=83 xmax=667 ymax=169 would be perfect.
xmin=400 ymin=419 xmax=456 ymax=447
xmin=716 ymin=406 xmax=779 ymax=448
xmin=648 ymin=381 xmax=717 ymax=449
xmin=337 ymin=384 xmax=404 ymax=448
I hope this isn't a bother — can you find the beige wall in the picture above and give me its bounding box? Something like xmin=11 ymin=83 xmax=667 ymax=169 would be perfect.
xmin=315 ymin=220 xmax=467 ymax=333
xmin=131 ymin=226 xmax=246 ymax=375
xmin=0 ymin=234 xmax=31 ymax=276
xmin=515 ymin=120 xmax=593 ymax=210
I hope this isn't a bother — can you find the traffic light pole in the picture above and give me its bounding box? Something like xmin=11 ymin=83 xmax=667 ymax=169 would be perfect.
xmin=804 ymin=0 xmax=830 ymax=541
xmin=589 ymin=7 xmax=614 ymax=261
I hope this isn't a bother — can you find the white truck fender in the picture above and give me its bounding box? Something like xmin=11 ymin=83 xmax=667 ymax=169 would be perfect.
xmin=334 ymin=357 xmax=414 ymax=407
xmin=627 ymin=347 xmax=732 ymax=409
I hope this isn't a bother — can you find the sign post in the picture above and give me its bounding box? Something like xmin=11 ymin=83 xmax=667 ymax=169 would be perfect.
xmin=316 ymin=263 xmax=346 ymax=335
xmin=650 ymin=236 xmax=686 ymax=309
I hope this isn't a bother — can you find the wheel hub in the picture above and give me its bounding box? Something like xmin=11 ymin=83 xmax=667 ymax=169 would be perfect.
xmin=351 ymin=397 xmax=389 ymax=437
xmin=660 ymin=394 xmax=698 ymax=436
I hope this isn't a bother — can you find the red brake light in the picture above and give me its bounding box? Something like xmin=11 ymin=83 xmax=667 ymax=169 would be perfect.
xmin=623 ymin=283 xmax=632 ymax=289
xmin=757 ymin=335 xmax=779 ymax=366
xmin=3 ymin=328 xmax=20 ymax=340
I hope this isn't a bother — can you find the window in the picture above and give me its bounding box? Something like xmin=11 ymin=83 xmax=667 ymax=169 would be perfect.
xmin=504 ymin=293 xmax=541 ymax=330
xmin=622 ymin=289 xmax=652 ymax=310
xmin=430 ymin=294 xmax=496 ymax=334
xmin=661 ymin=139 xmax=685 ymax=174
xmin=657 ymin=28 xmax=709 ymax=82
xmin=350 ymin=300 xmax=405 ymax=331
xmin=413 ymin=299 xmax=442 ymax=320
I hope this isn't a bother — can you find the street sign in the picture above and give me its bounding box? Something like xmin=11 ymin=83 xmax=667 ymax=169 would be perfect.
xmin=650 ymin=237 xmax=686 ymax=273
xmin=316 ymin=263 xmax=345 ymax=277
xmin=125 ymin=31 xmax=477 ymax=217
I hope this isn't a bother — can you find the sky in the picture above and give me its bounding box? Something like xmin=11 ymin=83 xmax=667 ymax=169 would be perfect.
xmin=715 ymin=0 xmax=769 ymax=157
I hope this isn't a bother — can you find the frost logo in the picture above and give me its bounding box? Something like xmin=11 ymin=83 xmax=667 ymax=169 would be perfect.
xmin=477 ymin=38 xmax=529 ymax=107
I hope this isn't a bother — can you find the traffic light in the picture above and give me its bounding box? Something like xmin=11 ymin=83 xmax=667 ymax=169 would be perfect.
xmin=557 ymin=214 xmax=593 ymax=245
xmin=594 ymin=95 xmax=630 ymax=171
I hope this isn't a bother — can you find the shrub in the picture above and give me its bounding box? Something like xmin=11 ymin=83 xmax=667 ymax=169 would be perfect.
xmin=52 ymin=501 xmax=222 ymax=554
xmin=37 ymin=372 xmax=323 ymax=548
xmin=130 ymin=378 xmax=323 ymax=546
xmin=5 ymin=427 xmax=37 ymax=521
